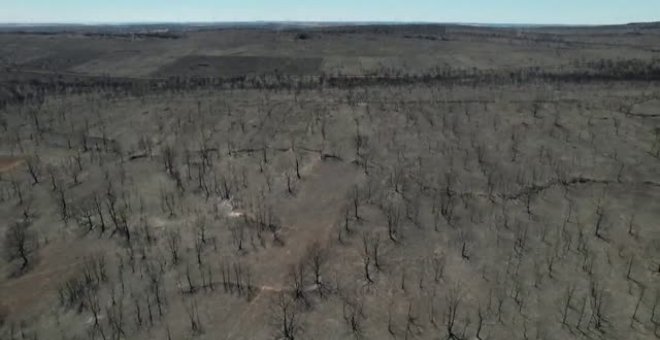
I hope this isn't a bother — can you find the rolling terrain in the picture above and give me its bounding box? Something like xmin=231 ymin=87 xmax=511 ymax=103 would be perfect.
xmin=1 ymin=23 xmax=660 ymax=339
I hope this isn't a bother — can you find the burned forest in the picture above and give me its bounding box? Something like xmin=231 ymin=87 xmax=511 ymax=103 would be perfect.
xmin=1 ymin=23 xmax=660 ymax=339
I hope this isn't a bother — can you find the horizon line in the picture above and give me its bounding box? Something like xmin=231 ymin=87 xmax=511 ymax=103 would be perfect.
xmin=0 ymin=20 xmax=658 ymax=27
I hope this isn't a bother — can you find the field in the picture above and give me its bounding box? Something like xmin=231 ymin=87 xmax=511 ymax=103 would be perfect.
xmin=1 ymin=23 xmax=660 ymax=339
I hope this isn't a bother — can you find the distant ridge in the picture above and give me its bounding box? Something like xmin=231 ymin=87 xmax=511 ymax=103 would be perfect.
xmin=0 ymin=21 xmax=658 ymax=33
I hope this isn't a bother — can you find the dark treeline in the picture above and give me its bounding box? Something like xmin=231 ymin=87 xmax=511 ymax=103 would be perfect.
xmin=2 ymin=57 xmax=660 ymax=109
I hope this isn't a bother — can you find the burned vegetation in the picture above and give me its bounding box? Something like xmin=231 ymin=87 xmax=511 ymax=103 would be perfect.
xmin=1 ymin=23 xmax=660 ymax=340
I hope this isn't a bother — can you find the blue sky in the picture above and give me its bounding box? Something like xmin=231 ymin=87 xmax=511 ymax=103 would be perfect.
xmin=1 ymin=0 xmax=658 ymax=25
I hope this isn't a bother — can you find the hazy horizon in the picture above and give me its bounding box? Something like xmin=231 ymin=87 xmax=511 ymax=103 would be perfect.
xmin=2 ymin=0 xmax=659 ymax=25
xmin=0 ymin=20 xmax=657 ymax=27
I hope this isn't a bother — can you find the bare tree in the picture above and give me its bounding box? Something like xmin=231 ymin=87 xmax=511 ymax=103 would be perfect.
xmin=289 ymin=261 xmax=307 ymax=305
xmin=55 ymin=185 xmax=70 ymax=224
xmin=162 ymin=144 xmax=177 ymax=175
xmin=352 ymin=185 xmax=361 ymax=221
xmin=65 ymin=156 xmax=82 ymax=185
xmin=166 ymin=229 xmax=181 ymax=266
xmin=194 ymin=233 xmax=205 ymax=268
xmin=594 ymin=204 xmax=606 ymax=240
xmin=305 ymin=241 xmax=328 ymax=294
xmin=589 ymin=281 xmax=607 ymax=332
xmin=185 ymin=297 xmax=203 ymax=336
xmin=362 ymin=252 xmax=374 ymax=285
xmin=651 ymin=290 xmax=660 ymax=336
xmin=83 ymin=285 xmax=103 ymax=333
xmin=362 ymin=231 xmax=383 ymax=274
xmin=630 ymin=286 xmax=645 ymax=327
xmin=561 ymin=285 xmax=576 ymax=326
xmin=75 ymin=201 xmax=95 ymax=234
xmin=93 ymin=192 xmax=106 ymax=234
xmin=432 ymin=254 xmax=446 ymax=283
xmin=3 ymin=221 xmax=38 ymax=272
xmin=343 ymin=295 xmax=365 ymax=339
xmin=25 ymin=155 xmax=41 ymax=185
xmin=10 ymin=176 xmax=24 ymax=205
xmin=476 ymin=304 xmax=487 ymax=340
xmin=386 ymin=203 xmax=401 ymax=243
xmin=106 ymin=292 xmax=126 ymax=339
xmin=272 ymin=293 xmax=302 ymax=340
xmin=230 ymin=221 xmax=246 ymax=252
xmin=445 ymin=283 xmax=463 ymax=339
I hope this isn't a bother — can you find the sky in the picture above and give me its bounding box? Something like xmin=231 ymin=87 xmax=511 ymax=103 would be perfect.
xmin=1 ymin=0 xmax=659 ymax=25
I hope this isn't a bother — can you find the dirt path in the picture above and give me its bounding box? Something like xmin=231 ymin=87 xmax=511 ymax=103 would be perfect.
xmin=249 ymin=159 xmax=362 ymax=284
xmin=0 ymin=156 xmax=23 ymax=173
xmin=0 ymin=238 xmax=110 ymax=319
xmin=222 ymin=159 xmax=362 ymax=339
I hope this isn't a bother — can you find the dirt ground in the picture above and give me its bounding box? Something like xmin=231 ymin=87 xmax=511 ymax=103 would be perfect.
xmin=0 ymin=157 xmax=23 ymax=174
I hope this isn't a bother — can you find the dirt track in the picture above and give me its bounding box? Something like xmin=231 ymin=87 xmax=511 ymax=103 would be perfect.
xmin=0 ymin=156 xmax=23 ymax=173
